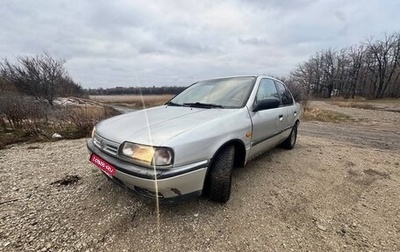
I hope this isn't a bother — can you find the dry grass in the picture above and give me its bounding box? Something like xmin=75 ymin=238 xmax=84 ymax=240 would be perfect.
xmin=89 ymin=95 xmax=173 ymax=109
xmin=347 ymin=97 xmax=400 ymax=104
xmin=330 ymin=101 xmax=375 ymax=110
xmin=0 ymin=102 xmax=120 ymax=149
xmin=54 ymin=105 xmax=120 ymax=138
xmin=302 ymin=107 xmax=351 ymax=123
xmin=329 ymin=97 xmax=400 ymax=109
xmin=0 ymin=129 xmax=37 ymax=149
xmin=329 ymin=96 xmax=367 ymax=102
xmin=57 ymin=105 xmax=118 ymax=125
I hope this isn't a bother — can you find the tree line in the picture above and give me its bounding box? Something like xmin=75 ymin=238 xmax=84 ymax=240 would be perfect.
xmin=86 ymin=86 xmax=186 ymax=96
xmin=288 ymin=32 xmax=400 ymax=99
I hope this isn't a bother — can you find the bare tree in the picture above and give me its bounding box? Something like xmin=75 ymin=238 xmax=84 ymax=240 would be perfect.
xmin=57 ymin=76 xmax=84 ymax=97
xmin=345 ymin=45 xmax=365 ymax=98
xmin=0 ymin=53 xmax=73 ymax=105
xmin=365 ymin=34 xmax=400 ymax=98
xmin=320 ymin=49 xmax=336 ymax=98
xmin=289 ymin=31 xmax=400 ymax=99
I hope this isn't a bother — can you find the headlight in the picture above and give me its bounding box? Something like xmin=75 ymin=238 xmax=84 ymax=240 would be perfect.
xmin=153 ymin=148 xmax=173 ymax=166
xmin=119 ymin=142 xmax=174 ymax=167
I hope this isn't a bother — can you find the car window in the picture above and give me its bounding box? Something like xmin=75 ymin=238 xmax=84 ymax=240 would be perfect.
xmin=275 ymin=81 xmax=293 ymax=106
xmin=170 ymin=77 xmax=256 ymax=108
xmin=255 ymin=78 xmax=279 ymax=104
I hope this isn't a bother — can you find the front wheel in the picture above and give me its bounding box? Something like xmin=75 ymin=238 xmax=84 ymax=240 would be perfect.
xmin=207 ymin=145 xmax=235 ymax=203
xmin=281 ymin=123 xmax=298 ymax=149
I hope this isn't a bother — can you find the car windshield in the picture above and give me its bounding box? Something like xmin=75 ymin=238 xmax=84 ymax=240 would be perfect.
xmin=169 ymin=76 xmax=256 ymax=108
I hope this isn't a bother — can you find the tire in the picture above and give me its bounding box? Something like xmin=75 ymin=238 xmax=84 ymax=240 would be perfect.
xmin=281 ymin=122 xmax=298 ymax=149
xmin=207 ymin=145 xmax=235 ymax=203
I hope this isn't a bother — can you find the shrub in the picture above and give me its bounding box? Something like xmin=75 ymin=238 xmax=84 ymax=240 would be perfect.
xmin=0 ymin=94 xmax=120 ymax=148
xmin=54 ymin=105 xmax=120 ymax=138
xmin=0 ymin=92 xmax=46 ymax=130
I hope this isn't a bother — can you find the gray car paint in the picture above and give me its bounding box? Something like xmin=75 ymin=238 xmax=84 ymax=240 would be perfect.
xmin=89 ymin=75 xmax=301 ymax=199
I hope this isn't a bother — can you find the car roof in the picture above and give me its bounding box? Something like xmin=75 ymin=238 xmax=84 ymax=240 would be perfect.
xmin=202 ymin=75 xmax=282 ymax=82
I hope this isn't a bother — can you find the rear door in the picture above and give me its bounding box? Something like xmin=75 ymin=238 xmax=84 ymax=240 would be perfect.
xmin=274 ymin=81 xmax=295 ymax=141
xmin=248 ymin=78 xmax=287 ymax=158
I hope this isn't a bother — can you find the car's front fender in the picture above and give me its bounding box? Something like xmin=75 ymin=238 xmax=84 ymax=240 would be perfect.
xmin=164 ymin=108 xmax=252 ymax=168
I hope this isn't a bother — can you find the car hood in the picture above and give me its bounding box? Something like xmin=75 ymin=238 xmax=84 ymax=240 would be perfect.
xmin=96 ymin=105 xmax=238 ymax=146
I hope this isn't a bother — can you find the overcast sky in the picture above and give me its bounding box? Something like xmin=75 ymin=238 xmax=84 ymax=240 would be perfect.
xmin=1 ymin=0 xmax=399 ymax=88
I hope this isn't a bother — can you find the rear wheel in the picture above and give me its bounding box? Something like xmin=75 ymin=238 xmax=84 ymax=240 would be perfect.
xmin=281 ymin=122 xmax=298 ymax=149
xmin=207 ymin=145 xmax=235 ymax=203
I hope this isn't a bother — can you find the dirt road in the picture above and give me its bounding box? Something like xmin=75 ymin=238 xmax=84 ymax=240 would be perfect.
xmin=1 ymin=101 xmax=399 ymax=251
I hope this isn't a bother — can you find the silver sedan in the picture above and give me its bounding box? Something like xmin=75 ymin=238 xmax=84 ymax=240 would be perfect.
xmin=87 ymin=75 xmax=301 ymax=203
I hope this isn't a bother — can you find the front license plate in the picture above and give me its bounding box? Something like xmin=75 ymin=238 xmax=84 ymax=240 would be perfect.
xmin=90 ymin=154 xmax=116 ymax=177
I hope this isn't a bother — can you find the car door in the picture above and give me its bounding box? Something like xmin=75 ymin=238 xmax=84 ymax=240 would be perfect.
xmin=248 ymin=78 xmax=287 ymax=159
xmin=274 ymin=80 xmax=295 ymax=141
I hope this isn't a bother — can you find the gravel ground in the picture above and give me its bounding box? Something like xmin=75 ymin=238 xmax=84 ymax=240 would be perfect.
xmin=1 ymin=101 xmax=400 ymax=251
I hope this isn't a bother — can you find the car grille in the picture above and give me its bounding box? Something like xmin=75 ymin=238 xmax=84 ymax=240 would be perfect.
xmin=93 ymin=134 xmax=119 ymax=156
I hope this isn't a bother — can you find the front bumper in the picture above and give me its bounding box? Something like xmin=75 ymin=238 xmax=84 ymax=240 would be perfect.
xmin=87 ymin=139 xmax=208 ymax=200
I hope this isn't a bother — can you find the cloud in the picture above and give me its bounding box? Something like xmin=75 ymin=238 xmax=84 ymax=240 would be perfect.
xmin=1 ymin=0 xmax=399 ymax=88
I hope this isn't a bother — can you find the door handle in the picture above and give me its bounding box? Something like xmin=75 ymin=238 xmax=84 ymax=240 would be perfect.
xmin=294 ymin=111 xmax=297 ymax=116
xmin=279 ymin=114 xmax=283 ymax=121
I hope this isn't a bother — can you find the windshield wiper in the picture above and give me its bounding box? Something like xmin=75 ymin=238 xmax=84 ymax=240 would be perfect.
xmin=165 ymin=101 xmax=183 ymax=106
xmin=183 ymin=102 xmax=224 ymax=108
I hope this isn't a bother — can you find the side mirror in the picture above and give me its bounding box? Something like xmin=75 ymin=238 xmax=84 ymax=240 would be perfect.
xmin=253 ymin=98 xmax=280 ymax=112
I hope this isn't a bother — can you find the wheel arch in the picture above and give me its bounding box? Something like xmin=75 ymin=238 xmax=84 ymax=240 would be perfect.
xmin=202 ymin=139 xmax=246 ymax=198
xmin=212 ymin=139 xmax=246 ymax=168
xmin=202 ymin=139 xmax=246 ymax=192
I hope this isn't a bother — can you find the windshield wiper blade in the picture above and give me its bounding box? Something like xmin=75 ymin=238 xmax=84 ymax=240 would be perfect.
xmin=183 ymin=102 xmax=224 ymax=108
xmin=165 ymin=101 xmax=183 ymax=106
